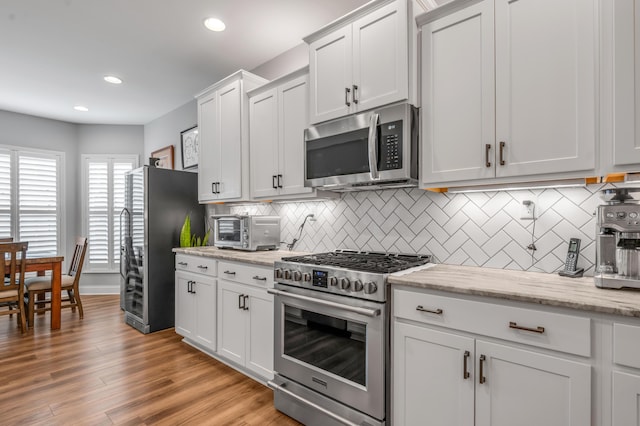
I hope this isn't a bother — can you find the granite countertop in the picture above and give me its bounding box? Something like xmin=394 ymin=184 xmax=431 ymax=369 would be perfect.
xmin=389 ymin=264 xmax=640 ymax=318
xmin=173 ymin=246 xmax=308 ymax=267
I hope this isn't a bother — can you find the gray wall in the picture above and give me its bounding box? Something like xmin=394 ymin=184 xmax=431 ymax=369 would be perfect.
xmin=144 ymin=101 xmax=197 ymax=171
xmin=0 ymin=109 xmax=144 ymax=293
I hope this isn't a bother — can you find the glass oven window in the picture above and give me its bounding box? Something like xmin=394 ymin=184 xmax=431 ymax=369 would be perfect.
xmin=306 ymin=127 xmax=370 ymax=179
xmin=283 ymin=305 xmax=366 ymax=386
xmin=217 ymin=219 xmax=240 ymax=242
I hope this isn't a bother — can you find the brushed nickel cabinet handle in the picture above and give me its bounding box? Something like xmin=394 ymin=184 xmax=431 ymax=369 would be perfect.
xmin=345 ymin=87 xmax=351 ymax=107
xmin=416 ymin=305 xmax=443 ymax=315
xmin=253 ymin=275 xmax=267 ymax=281
xmin=177 ymin=261 xmax=188 ymax=266
xmin=463 ymin=350 xmax=470 ymax=379
xmin=509 ymin=321 xmax=545 ymax=334
xmin=485 ymin=144 xmax=492 ymax=167
xmin=224 ymin=270 xmax=236 ymax=275
xmin=479 ymin=354 xmax=486 ymax=384
xmin=197 ymin=265 xmax=208 ymax=270
xmin=499 ymin=141 xmax=506 ymax=165
xmin=352 ymin=85 xmax=359 ymax=104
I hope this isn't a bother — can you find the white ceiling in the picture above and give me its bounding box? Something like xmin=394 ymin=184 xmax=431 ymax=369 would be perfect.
xmin=0 ymin=0 xmax=370 ymax=125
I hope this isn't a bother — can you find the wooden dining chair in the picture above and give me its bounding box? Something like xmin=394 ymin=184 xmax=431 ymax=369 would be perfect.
xmin=0 ymin=241 xmax=28 ymax=333
xmin=24 ymin=237 xmax=88 ymax=328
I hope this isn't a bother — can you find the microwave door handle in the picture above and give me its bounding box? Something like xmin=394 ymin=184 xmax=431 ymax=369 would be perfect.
xmin=368 ymin=112 xmax=380 ymax=180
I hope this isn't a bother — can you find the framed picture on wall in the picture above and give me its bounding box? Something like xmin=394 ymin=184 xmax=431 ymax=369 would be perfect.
xmin=151 ymin=145 xmax=174 ymax=169
xmin=180 ymin=125 xmax=199 ymax=170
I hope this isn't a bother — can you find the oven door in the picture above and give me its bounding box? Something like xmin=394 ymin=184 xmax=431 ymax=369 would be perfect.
xmin=213 ymin=217 xmax=242 ymax=247
xmin=270 ymin=284 xmax=386 ymax=421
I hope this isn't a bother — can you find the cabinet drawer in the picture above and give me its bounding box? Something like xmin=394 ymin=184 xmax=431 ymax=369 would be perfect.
xmin=175 ymin=254 xmax=217 ymax=277
xmin=614 ymin=323 xmax=640 ymax=369
xmin=393 ymin=288 xmax=590 ymax=357
xmin=218 ymin=261 xmax=273 ymax=288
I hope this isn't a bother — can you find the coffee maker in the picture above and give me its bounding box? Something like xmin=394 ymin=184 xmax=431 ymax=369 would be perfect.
xmin=595 ymin=187 xmax=640 ymax=289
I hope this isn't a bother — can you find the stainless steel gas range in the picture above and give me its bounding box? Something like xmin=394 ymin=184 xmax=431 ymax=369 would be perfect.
xmin=268 ymin=250 xmax=431 ymax=426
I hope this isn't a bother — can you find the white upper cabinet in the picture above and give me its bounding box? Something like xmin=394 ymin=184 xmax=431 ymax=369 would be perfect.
xmin=196 ymin=70 xmax=267 ymax=203
xmin=306 ymin=0 xmax=422 ymax=124
xmin=420 ymin=0 xmax=495 ymax=184
xmin=249 ymin=68 xmax=336 ymax=201
xmin=612 ymin=0 xmax=640 ymax=166
xmin=420 ymin=0 xmax=597 ymax=188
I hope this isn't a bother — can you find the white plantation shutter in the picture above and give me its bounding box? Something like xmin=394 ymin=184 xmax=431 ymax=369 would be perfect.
xmin=83 ymin=155 xmax=137 ymax=271
xmin=0 ymin=146 xmax=62 ymax=256
xmin=0 ymin=152 xmax=11 ymax=238
xmin=88 ymin=161 xmax=109 ymax=266
xmin=18 ymin=155 xmax=59 ymax=257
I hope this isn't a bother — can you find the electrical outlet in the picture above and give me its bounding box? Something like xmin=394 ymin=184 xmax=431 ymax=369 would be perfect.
xmin=521 ymin=200 xmax=535 ymax=220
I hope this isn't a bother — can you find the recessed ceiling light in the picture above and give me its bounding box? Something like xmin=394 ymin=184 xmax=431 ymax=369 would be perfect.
xmin=204 ymin=17 xmax=225 ymax=32
xmin=74 ymin=105 xmax=89 ymax=112
xmin=104 ymin=75 xmax=123 ymax=84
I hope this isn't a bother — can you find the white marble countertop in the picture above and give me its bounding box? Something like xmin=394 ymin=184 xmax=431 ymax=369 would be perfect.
xmin=172 ymin=246 xmax=308 ymax=267
xmin=389 ymin=264 xmax=640 ymax=318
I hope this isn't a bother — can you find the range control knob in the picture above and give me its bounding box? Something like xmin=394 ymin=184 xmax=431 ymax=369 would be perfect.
xmin=293 ymin=271 xmax=302 ymax=281
xmin=329 ymin=276 xmax=338 ymax=287
xmin=353 ymin=279 xmax=364 ymax=292
xmin=274 ymin=268 xmax=283 ymax=279
xmin=302 ymin=273 xmax=311 ymax=282
xmin=364 ymin=281 xmax=378 ymax=294
xmin=283 ymin=270 xmax=291 ymax=280
xmin=340 ymin=277 xmax=351 ymax=291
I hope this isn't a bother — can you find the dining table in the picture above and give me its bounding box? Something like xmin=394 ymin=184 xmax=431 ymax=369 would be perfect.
xmin=4 ymin=255 xmax=64 ymax=330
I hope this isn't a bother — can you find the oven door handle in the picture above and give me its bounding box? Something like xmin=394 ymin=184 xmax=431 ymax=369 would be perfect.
xmin=367 ymin=112 xmax=380 ymax=180
xmin=267 ymin=380 xmax=361 ymax=426
xmin=267 ymin=288 xmax=381 ymax=317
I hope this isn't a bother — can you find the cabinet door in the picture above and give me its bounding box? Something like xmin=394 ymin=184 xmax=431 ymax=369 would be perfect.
xmin=393 ymin=322 xmax=474 ymax=426
xmin=612 ymin=371 xmax=640 ymax=426
xmin=217 ymin=80 xmax=243 ymax=199
xmin=217 ymin=280 xmax=246 ymax=365
xmin=352 ymin=0 xmax=408 ymax=113
xmin=197 ymin=91 xmax=220 ymax=202
xmin=249 ymin=88 xmax=279 ymax=199
xmin=279 ymin=74 xmax=312 ymax=197
xmin=244 ymin=286 xmax=274 ymax=380
xmin=494 ymin=0 xmax=596 ymax=177
xmin=308 ymin=25 xmax=353 ymax=124
xmin=420 ymin=0 xmax=495 ymax=186
xmin=175 ymin=272 xmax=196 ymax=339
xmin=613 ymin=0 xmax=640 ymax=165
xmin=475 ymin=340 xmax=591 ymax=426
xmin=193 ymin=277 xmax=216 ymax=351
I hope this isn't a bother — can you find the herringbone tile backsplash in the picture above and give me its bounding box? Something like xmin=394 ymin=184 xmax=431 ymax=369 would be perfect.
xmin=229 ymin=183 xmax=621 ymax=276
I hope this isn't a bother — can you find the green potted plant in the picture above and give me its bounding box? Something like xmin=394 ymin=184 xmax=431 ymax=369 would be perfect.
xmin=179 ymin=212 xmax=210 ymax=247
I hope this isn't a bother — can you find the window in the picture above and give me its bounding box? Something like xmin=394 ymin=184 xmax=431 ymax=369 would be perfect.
xmin=0 ymin=146 xmax=63 ymax=257
xmin=82 ymin=155 xmax=138 ymax=272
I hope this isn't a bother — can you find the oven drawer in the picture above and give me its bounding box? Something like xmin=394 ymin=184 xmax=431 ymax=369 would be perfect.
xmin=218 ymin=260 xmax=272 ymax=288
xmin=393 ymin=288 xmax=590 ymax=357
xmin=175 ymin=254 xmax=217 ymax=277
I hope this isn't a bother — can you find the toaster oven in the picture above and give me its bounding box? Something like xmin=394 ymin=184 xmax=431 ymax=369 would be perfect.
xmin=212 ymin=215 xmax=280 ymax=251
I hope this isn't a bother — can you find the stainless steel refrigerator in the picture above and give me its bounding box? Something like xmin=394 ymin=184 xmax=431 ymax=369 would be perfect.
xmin=120 ymin=166 xmax=203 ymax=333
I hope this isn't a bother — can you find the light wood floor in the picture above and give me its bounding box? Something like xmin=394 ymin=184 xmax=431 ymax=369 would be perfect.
xmin=0 ymin=295 xmax=301 ymax=425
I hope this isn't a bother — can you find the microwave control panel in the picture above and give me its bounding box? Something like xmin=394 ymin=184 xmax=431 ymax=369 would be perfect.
xmin=379 ymin=120 xmax=403 ymax=171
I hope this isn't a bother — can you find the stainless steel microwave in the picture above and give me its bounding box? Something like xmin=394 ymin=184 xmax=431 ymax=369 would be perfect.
xmin=212 ymin=215 xmax=280 ymax=251
xmin=304 ymin=103 xmax=419 ymax=191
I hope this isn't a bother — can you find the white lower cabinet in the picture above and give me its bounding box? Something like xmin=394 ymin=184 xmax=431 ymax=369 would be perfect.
xmin=175 ymin=255 xmax=217 ymax=353
xmin=612 ymin=322 xmax=640 ymax=425
xmin=394 ymin=322 xmax=474 ymax=425
xmin=217 ymin=261 xmax=274 ymax=381
xmin=393 ymin=288 xmax=591 ymax=426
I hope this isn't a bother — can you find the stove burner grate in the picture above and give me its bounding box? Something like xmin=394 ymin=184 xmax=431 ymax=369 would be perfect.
xmin=282 ymin=250 xmax=431 ymax=274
